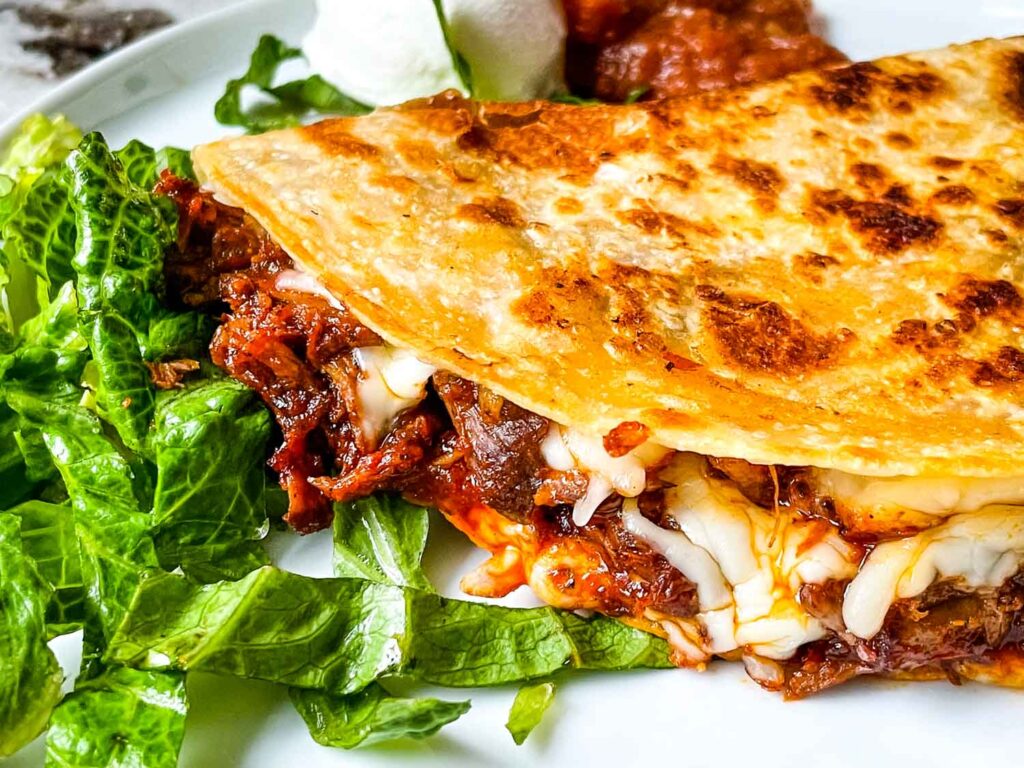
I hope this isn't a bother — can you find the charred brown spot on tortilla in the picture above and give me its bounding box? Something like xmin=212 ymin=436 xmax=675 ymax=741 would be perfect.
xmin=986 ymin=228 xmax=1010 ymax=245
xmin=809 ymin=62 xmax=882 ymax=111
xmin=994 ymin=198 xmax=1024 ymax=228
xmin=697 ymin=285 xmax=852 ymax=374
xmin=603 ymin=421 xmax=651 ymax=457
xmin=455 ymin=104 xmax=622 ymax=178
xmin=930 ymin=155 xmax=964 ymax=170
xmin=891 ymin=70 xmax=944 ymax=97
xmin=396 ymin=93 xmax=476 ymax=135
xmin=1004 ymin=51 xmax=1024 ymax=120
xmin=711 ymin=154 xmax=784 ymax=205
xmin=617 ymin=206 xmax=718 ymax=245
xmin=512 ymin=268 xmax=604 ymax=330
xmin=809 ymin=188 xmax=942 ymax=254
xmin=881 ymin=184 xmax=914 ymax=207
xmin=300 ymin=122 xmax=381 ymax=159
xmin=850 ymin=162 xmax=885 ymax=189
xmin=794 ymin=252 xmax=840 ymax=284
xmin=971 ymin=346 xmax=1024 ymax=387
xmin=808 ymin=62 xmax=944 ymax=115
xmin=884 ymin=131 xmax=914 ymax=148
xmin=891 ymin=318 xmax=961 ymax=352
xmin=372 ymin=174 xmax=421 ymax=194
xmin=931 ymin=184 xmax=976 ymax=206
xmin=393 ymin=139 xmax=441 ymax=170
xmin=801 ymin=252 xmax=840 ymax=270
xmin=943 ymin=277 xmax=1023 ymax=321
xmin=456 ymin=196 xmax=527 ymax=228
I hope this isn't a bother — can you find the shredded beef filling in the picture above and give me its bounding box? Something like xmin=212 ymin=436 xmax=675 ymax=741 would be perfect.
xmin=158 ymin=173 xmax=685 ymax=622
xmin=777 ymin=575 xmax=1024 ymax=698
xmin=158 ymin=172 xmax=1024 ymax=695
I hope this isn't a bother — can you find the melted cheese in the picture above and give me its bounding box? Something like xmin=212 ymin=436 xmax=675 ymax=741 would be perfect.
xmin=352 ymin=345 xmax=436 ymax=445
xmin=541 ymin=425 xmax=671 ymax=525
xmin=813 ymin=469 xmax=1024 ymax=518
xmin=274 ymin=268 xmax=344 ymax=309
xmin=843 ymin=508 xmax=1024 ymax=638
xmin=628 ymin=454 xmax=860 ymax=659
xmin=627 ymin=455 xmax=1024 ymax=657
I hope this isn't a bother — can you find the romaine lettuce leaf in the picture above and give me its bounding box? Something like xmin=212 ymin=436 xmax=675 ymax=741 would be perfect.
xmin=0 ymin=514 xmax=63 ymax=757
xmin=294 ymin=495 xmax=472 ymax=748
xmin=45 ymin=667 xmax=187 ymax=768
xmin=1 ymin=170 xmax=77 ymax=306
xmin=115 ymin=140 xmax=194 ymax=189
xmin=7 ymin=500 xmax=84 ymax=636
xmin=215 ymin=35 xmax=370 ymax=134
xmin=66 ymin=132 xmax=177 ymax=452
xmin=142 ymin=309 xmax=212 ymax=362
xmin=291 ymin=685 xmax=470 ymax=749
xmin=151 ymin=378 xmax=270 ymax=581
xmin=2 ymin=281 xmax=89 ymax=401
xmin=0 ymin=114 xmax=82 ymax=180
xmin=108 ymin=567 xmax=672 ymax=692
xmin=0 ymin=115 xmax=82 ymax=313
xmin=505 ymin=681 xmax=555 ymax=745
xmin=14 ymin=427 xmax=60 ymax=485
xmin=8 ymin=393 xmax=157 ymax=665
xmin=0 ymin=403 xmax=34 ymax=508
xmin=332 ymin=495 xmax=432 ymax=590
xmin=0 ymin=282 xmax=89 ymax=495
xmin=0 ymin=245 xmax=12 ymax=346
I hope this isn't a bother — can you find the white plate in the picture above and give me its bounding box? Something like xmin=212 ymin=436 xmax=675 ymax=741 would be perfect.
xmin=4 ymin=2 xmax=1024 ymax=766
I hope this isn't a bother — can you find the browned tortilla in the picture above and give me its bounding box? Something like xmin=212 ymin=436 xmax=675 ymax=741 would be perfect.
xmin=193 ymin=37 xmax=1024 ymax=478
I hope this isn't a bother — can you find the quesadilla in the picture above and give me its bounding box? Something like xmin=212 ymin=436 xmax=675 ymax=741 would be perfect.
xmin=165 ymin=36 xmax=1024 ymax=697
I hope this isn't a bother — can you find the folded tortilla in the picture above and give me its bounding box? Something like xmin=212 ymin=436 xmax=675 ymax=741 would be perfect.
xmin=194 ymin=36 xmax=1024 ymax=479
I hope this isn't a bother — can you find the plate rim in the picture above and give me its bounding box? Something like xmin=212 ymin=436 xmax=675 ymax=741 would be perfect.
xmin=0 ymin=0 xmax=283 ymax=145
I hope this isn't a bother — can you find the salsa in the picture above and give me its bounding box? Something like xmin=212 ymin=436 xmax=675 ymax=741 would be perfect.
xmin=564 ymin=0 xmax=847 ymax=101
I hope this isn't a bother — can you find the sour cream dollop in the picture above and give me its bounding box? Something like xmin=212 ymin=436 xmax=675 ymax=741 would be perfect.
xmin=303 ymin=0 xmax=566 ymax=105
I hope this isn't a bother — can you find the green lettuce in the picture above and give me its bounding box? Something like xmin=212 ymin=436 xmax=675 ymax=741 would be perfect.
xmin=45 ymin=667 xmax=187 ymax=768
xmin=2 ymin=280 xmax=89 ymax=401
xmin=332 ymin=495 xmax=432 ymax=591
xmin=0 ymin=403 xmax=34 ymax=508
xmin=0 ymin=514 xmax=63 ymax=757
xmin=7 ymin=500 xmax=84 ymax=636
xmin=2 ymin=170 xmax=77 ymax=307
xmin=0 ymin=114 xmax=82 ymax=181
xmin=215 ymin=35 xmax=370 ymax=134
xmin=285 ymin=495 xmax=467 ymax=749
xmin=151 ymin=378 xmax=270 ymax=581
xmin=0 ymin=115 xmax=81 ymax=324
xmin=0 ymin=280 xmax=90 ymax=496
xmin=8 ymin=394 xmax=156 ymax=662
xmin=291 ymin=686 xmax=470 ymax=749
xmin=506 ymin=682 xmax=555 ymax=745
xmin=66 ymin=133 xmax=177 ymax=452
xmin=143 ymin=309 xmax=212 ymax=363
xmin=108 ymin=567 xmax=672 ymax=692
xmin=431 ymin=0 xmax=473 ymax=95
xmin=115 ymin=140 xmax=194 ymax=188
